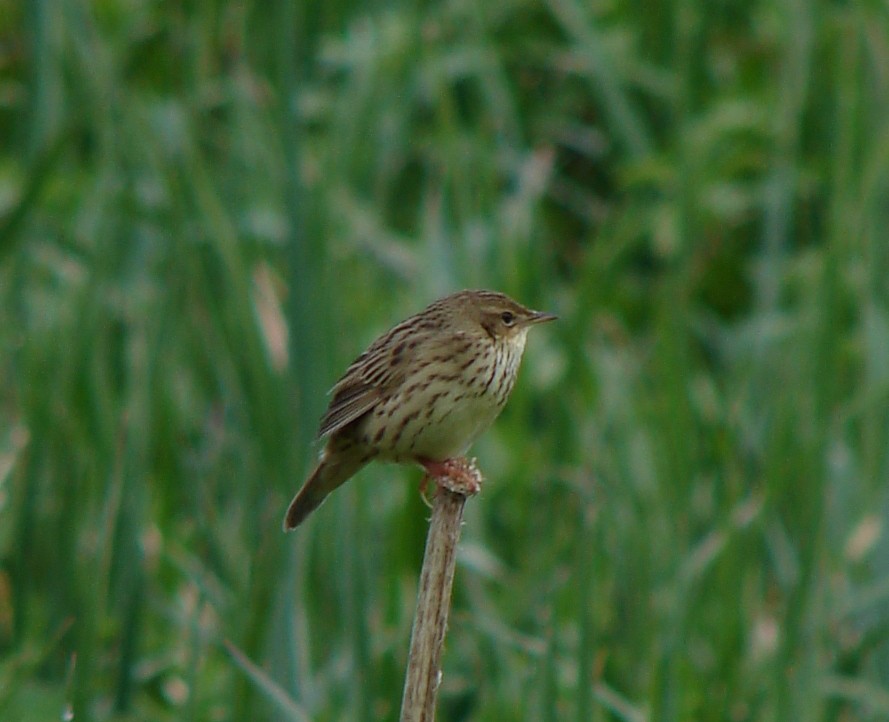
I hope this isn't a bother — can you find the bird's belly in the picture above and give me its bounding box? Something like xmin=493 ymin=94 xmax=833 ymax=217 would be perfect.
xmin=409 ymin=394 xmax=501 ymax=460
xmin=371 ymin=382 xmax=505 ymax=463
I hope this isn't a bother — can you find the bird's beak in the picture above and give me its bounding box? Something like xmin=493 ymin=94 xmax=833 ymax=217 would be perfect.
xmin=527 ymin=310 xmax=558 ymax=325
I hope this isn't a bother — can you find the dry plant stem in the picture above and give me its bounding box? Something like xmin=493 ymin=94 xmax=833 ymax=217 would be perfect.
xmin=400 ymin=459 xmax=482 ymax=722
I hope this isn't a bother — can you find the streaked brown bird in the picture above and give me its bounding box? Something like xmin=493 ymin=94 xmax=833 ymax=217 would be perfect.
xmin=283 ymin=289 xmax=556 ymax=531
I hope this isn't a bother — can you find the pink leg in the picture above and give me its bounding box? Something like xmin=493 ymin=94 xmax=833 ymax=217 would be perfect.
xmin=418 ymin=457 xmax=483 ymax=496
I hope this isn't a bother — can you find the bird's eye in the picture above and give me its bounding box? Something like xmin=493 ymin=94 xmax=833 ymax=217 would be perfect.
xmin=501 ymin=311 xmax=515 ymax=326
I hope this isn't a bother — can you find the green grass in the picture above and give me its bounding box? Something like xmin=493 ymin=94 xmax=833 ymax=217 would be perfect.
xmin=3 ymin=0 xmax=889 ymax=720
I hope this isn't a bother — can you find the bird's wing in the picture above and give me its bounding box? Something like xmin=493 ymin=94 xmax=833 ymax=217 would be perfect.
xmin=316 ymin=321 xmax=420 ymax=438
xmin=317 ymin=380 xmax=381 ymax=438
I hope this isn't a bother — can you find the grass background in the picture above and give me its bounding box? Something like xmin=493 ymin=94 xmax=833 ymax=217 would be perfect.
xmin=3 ymin=0 xmax=889 ymax=720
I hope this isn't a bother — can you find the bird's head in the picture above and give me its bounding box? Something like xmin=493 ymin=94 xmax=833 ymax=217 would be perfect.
xmin=445 ymin=290 xmax=557 ymax=343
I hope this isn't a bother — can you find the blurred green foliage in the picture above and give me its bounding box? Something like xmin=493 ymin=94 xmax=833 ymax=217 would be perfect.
xmin=2 ymin=0 xmax=889 ymax=720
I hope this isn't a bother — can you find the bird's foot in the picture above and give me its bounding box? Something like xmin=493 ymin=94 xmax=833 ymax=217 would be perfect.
xmin=418 ymin=474 xmax=435 ymax=508
xmin=419 ymin=457 xmax=483 ymax=497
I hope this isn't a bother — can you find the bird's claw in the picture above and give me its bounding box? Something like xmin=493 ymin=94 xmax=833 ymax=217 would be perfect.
xmin=420 ymin=457 xmax=483 ymax=497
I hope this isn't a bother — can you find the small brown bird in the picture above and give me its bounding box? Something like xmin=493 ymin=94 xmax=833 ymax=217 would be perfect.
xmin=283 ymin=289 xmax=556 ymax=531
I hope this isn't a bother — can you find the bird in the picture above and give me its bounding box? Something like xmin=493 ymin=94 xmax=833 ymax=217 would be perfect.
xmin=283 ymin=289 xmax=556 ymax=531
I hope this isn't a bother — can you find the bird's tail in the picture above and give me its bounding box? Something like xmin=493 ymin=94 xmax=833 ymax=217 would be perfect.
xmin=283 ymin=450 xmax=366 ymax=531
